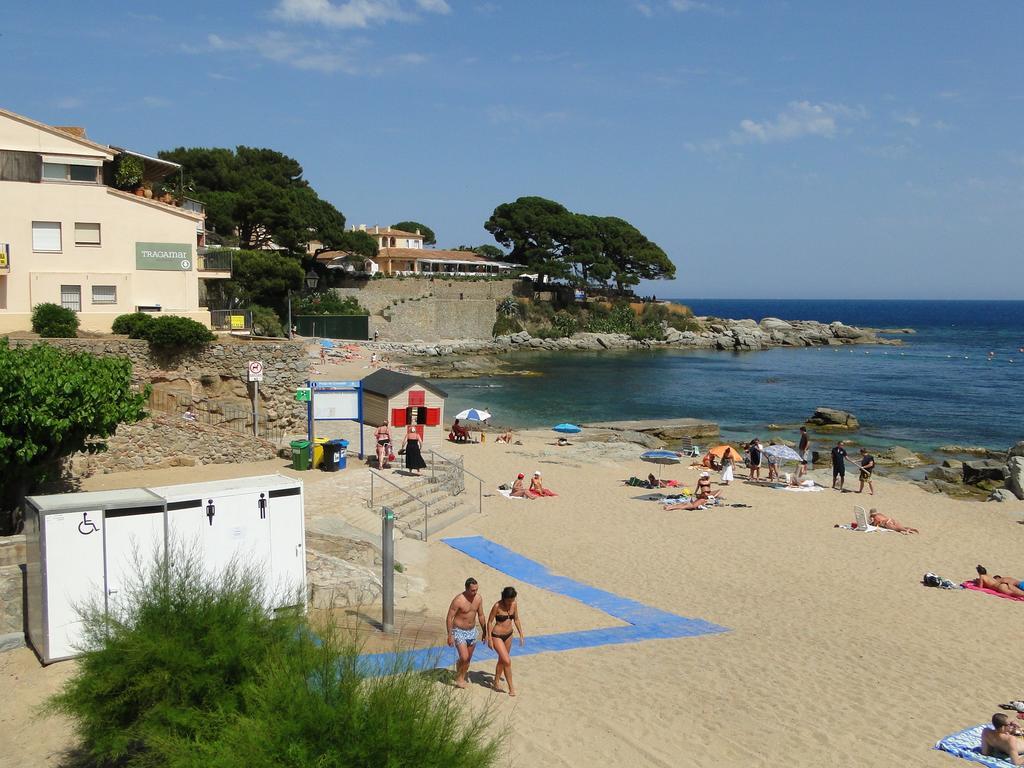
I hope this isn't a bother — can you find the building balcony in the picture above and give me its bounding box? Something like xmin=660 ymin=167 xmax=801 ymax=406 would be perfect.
xmin=197 ymin=249 xmax=232 ymax=277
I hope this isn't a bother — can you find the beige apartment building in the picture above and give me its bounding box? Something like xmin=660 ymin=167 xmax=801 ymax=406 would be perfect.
xmin=0 ymin=107 xmax=228 ymax=333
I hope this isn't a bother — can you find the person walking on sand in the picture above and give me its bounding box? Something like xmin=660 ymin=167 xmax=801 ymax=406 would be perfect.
xmin=720 ymin=447 xmax=735 ymax=485
xmin=374 ymin=420 xmax=392 ymax=469
xmin=831 ymin=440 xmax=848 ymax=491
xmin=402 ymin=421 xmax=427 ymax=475
xmin=446 ymin=578 xmax=488 ymax=689
xmin=486 ymin=586 xmax=525 ymax=696
xmin=856 ymin=447 xmax=875 ymax=495
xmin=798 ymin=426 xmax=812 ymax=470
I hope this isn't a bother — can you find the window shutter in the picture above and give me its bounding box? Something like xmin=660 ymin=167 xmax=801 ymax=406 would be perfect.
xmin=32 ymin=221 xmax=62 ymax=252
xmin=391 ymin=408 xmax=407 ymax=427
xmin=425 ymin=408 xmax=441 ymax=426
xmin=75 ymin=222 xmax=101 ymax=245
xmin=408 ymin=389 xmax=425 ymax=407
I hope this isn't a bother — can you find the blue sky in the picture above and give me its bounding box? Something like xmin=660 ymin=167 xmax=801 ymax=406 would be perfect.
xmin=3 ymin=1 xmax=1023 ymax=299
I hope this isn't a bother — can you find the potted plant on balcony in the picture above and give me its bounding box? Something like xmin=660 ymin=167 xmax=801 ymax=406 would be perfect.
xmin=113 ymin=154 xmax=144 ymax=193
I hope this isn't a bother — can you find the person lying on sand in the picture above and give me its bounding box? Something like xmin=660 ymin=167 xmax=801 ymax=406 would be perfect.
xmin=510 ymin=473 xmax=537 ymax=499
xmin=647 ymin=473 xmax=680 ymax=488
xmin=975 ymin=565 xmax=1024 ymax=597
xmin=663 ymin=497 xmax=708 ymax=511
xmin=867 ymin=509 xmax=918 ymax=534
xmin=495 ymin=429 xmax=514 ymax=444
xmin=982 ymin=713 xmax=1024 ymax=764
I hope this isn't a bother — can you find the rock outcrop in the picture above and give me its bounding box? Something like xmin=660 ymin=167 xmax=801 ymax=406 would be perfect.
xmin=1005 ymin=456 xmax=1024 ymax=500
xmin=962 ymin=460 xmax=1007 ymax=486
xmin=806 ymin=408 xmax=860 ymax=431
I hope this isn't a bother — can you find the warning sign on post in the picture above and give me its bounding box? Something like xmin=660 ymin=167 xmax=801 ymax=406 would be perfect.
xmin=247 ymin=361 xmax=264 ymax=382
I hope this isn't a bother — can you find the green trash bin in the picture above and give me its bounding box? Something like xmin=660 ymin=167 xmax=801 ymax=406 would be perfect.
xmin=290 ymin=440 xmax=312 ymax=471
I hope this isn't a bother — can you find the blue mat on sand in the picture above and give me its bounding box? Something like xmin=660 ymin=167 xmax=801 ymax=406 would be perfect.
xmin=359 ymin=536 xmax=728 ymax=674
xmin=935 ymin=726 xmax=1018 ymax=766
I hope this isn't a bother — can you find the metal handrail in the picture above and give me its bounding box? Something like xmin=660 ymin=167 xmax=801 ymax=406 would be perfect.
xmin=426 ymin=449 xmax=484 ymax=517
xmin=369 ymin=469 xmax=429 ymax=540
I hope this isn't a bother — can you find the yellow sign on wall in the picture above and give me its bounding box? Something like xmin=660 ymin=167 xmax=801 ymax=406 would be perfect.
xmin=230 ymin=314 xmax=246 ymax=329
xmin=0 ymin=243 xmax=9 ymax=269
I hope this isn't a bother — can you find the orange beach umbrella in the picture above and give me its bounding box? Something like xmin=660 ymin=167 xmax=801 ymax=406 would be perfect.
xmin=702 ymin=444 xmax=745 ymax=466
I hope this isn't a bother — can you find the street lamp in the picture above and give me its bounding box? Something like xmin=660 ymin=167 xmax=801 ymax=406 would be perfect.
xmin=287 ymin=269 xmax=322 ymax=339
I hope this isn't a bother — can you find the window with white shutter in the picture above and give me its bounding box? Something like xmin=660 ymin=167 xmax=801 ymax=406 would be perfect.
xmin=32 ymin=221 xmax=62 ymax=252
xmin=91 ymin=285 xmax=117 ymax=304
xmin=60 ymin=285 xmax=81 ymax=312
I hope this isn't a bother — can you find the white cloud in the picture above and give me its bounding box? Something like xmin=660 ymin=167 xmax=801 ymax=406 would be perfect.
xmin=273 ymin=0 xmax=447 ymax=28
xmin=142 ymin=96 xmax=170 ymax=108
xmin=486 ymin=104 xmax=569 ymax=127
xmin=893 ymin=110 xmax=921 ymax=128
xmin=632 ymin=0 xmax=725 ymax=16
xmin=689 ymin=100 xmax=866 ymax=152
xmin=54 ymin=96 xmax=83 ymax=110
xmin=206 ymin=32 xmax=359 ymax=73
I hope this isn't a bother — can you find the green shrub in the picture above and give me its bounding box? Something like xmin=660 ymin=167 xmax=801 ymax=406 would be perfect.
xmin=31 ymin=302 xmax=79 ymax=338
xmin=112 ymin=312 xmax=156 ymax=338
xmin=143 ymin=316 xmax=215 ymax=350
xmin=551 ymin=311 xmax=579 ymax=338
xmin=45 ymin=545 xmax=301 ymax=767
xmin=492 ymin=315 xmax=522 ymax=336
xmin=496 ymin=296 xmax=520 ymax=319
xmin=114 ymin=154 xmax=144 ymax=190
xmin=165 ymin=626 xmax=501 ymax=768
xmin=295 ymin=292 xmax=368 ymax=316
xmin=248 ymin=305 xmax=284 ymax=337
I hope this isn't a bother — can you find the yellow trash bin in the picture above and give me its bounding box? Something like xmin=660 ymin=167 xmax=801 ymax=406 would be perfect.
xmin=312 ymin=437 xmax=330 ymax=469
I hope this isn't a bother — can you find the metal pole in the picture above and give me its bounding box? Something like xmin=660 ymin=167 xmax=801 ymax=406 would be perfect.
xmin=287 ymin=289 xmax=292 ymax=340
xmin=252 ymin=380 xmax=259 ymax=437
xmin=381 ymin=506 xmax=395 ymax=633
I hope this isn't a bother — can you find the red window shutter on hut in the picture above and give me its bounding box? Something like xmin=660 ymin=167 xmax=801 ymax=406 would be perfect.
xmin=391 ymin=407 xmax=407 ymax=427
xmin=425 ymin=408 xmax=441 ymax=426
xmin=408 ymin=390 xmax=426 ymax=407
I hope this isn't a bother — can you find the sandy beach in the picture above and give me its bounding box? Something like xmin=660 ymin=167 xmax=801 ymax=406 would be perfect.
xmin=3 ymin=358 xmax=1023 ymax=768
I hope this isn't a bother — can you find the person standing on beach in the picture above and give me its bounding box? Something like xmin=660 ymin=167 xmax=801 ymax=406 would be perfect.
xmin=748 ymin=439 xmax=763 ymax=482
xmin=720 ymin=448 xmax=735 ymax=485
xmin=798 ymin=427 xmax=812 ymax=469
xmin=857 ymin=447 xmax=875 ymax=495
xmin=486 ymin=586 xmax=525 ymax=696
xmin=446 ymin=578 xmax=488 ymax=689
xmin=831 ymin=441 xmax=848 ymax=491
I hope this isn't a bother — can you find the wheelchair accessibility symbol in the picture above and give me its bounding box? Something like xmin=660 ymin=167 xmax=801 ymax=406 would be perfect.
xmin=78 ymin=512 xmax=99 ymax=535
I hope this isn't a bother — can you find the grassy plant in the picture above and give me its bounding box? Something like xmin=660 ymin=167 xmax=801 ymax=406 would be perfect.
xmin=45 ymin=544 xmax=300 ymax=768
xmin=492 ymin=315 xmax=522 ymax=336
xmin=165 ymin=624 xmax=501 ymax=768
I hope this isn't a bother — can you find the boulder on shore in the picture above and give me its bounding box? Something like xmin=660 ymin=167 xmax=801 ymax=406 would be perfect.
xmin=1008 ymin=441 xmax=1024 ymax=460
xmin=806 ymin=407 xmax=860 ymax=430
xmin=987 ymin=489 xmax=1017 ymax=503
xmin=878 ymin=445 xmax=925 ymax=468
xmin=1005 ymin=456 xmax=1024 ymax=500
xmin=962 ymin=460 xmax=1007 ymax=486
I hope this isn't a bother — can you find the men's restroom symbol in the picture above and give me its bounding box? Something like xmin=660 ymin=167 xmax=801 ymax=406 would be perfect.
xmin=206 ymin=499 xmax=216 ymax=526
xmin=78 ymin=512 xmax=99 ymax=535
xmin=257 ymin=493 xmax=267 ymax=520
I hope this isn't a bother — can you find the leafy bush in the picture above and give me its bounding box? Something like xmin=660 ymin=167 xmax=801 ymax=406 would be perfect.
xmin=143 ymin=316 xmax=215 ymax=350
xmin=31 ymin=302 xmax=79 ymax=338
xmin=112 ymin=312 xmax=156 ymax=338
xmin=295 ymin=292 xmax=368 ymax=316
xmin=497 ymin=296 xmax=520 ymax=319
xmin=46 ymin=546 xmax=301 ymax=767
xmin=166 ymin=626 xmax=501 ymax=768
xmin=248 ymin=305 xmax=284 ymax=337
xmin=551 ymin=311 xmax=579 ymax=338
xmin=114 ymin=154 xmax=144 ymax=190
xmin=492 ymin=315 xmax=522 ymax=336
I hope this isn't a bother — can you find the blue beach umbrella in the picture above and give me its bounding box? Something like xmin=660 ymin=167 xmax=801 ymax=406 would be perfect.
xmin=764 ymin=444 xmax=802 ymax=463
xmin=640 ymin=449 xmax=682 ymax=481
xmin=553 ymin=423 xmax=582 ymax=434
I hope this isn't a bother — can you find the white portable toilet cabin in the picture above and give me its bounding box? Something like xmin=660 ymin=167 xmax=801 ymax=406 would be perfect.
xmin=150 ymin=474 xmax=306 ymax=610
xmin=24 ymin=488 xmax=167 ymax=664
xmin=24 ymin=474 xmax=305 ymax=664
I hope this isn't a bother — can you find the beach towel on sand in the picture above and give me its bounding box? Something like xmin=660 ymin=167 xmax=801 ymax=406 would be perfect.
xmin=780 ymin=485 xmax=823 ymax=492
xmin=962 ymin=582 xmax=1024 ymax=602
xmin=498 ymin=488 xmax=524 ymax=500
xmin=835 ymin=524 xmax=893 ymax=532
xmin=935 ymin=725 xmax=1020 ymax=767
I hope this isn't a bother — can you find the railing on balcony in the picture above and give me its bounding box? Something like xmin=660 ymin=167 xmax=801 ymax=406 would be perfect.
xmin=199 ymin=250 xmax=233 ymax=272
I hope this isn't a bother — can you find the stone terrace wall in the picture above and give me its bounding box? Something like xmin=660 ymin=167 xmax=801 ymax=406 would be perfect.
xmin=66 ymin=415 xmax=279 ymax=477
xmin=333 ymin=277 xmax=516 ymax=314
xmin=9 ymin=338 xmax=309 ymax=437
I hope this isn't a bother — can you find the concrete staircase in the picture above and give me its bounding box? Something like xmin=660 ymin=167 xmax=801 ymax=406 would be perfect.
xmin=369 ymin=459 xmax=479 ymax=540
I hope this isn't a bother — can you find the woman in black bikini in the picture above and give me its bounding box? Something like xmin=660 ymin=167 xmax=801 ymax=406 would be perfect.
xmin=486 ymin=586 xmax=524 ymax=696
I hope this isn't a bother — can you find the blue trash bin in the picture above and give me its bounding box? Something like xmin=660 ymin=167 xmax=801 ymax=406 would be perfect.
xmin=337 ymin=439 xmax=349 ymax=470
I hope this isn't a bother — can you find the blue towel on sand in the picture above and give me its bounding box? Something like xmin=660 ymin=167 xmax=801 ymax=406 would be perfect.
xmin=935 ymin=725 xmax=1018 ymax=766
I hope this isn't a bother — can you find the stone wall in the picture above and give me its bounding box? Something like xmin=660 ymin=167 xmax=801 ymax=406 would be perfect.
xmin=66 ymin=415 xmax=279 ymax=478
xmin=0 ymin=538 xmax=24 ymax=639
xmin=9 ymin=338 xmax=309 ymax=437
xmin=332 ymin=278 xmax=515 ymax=341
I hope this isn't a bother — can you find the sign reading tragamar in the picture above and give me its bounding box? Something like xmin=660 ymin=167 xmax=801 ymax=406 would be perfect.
xmin=135 ymin=242 xmax=193 ymax=271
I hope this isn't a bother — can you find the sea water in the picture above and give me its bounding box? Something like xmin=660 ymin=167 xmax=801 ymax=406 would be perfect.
xmin=441 ymin=299 xmax=1024 ymax=451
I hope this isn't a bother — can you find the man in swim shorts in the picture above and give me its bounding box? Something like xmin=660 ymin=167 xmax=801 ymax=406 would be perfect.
xmin=974 ymin=565 xmax=1024 ymax=597
xmin=831 ymin=440 xmax=848 ymax=491
xmin=446 ymin=577 xmax=488 ymax=689
xmin=982 ymin=713 xmax=1024 ymax=764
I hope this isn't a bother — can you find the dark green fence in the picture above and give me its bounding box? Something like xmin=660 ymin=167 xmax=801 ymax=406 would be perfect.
xmin=296 ymin=314 xmax=369 ymax=340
